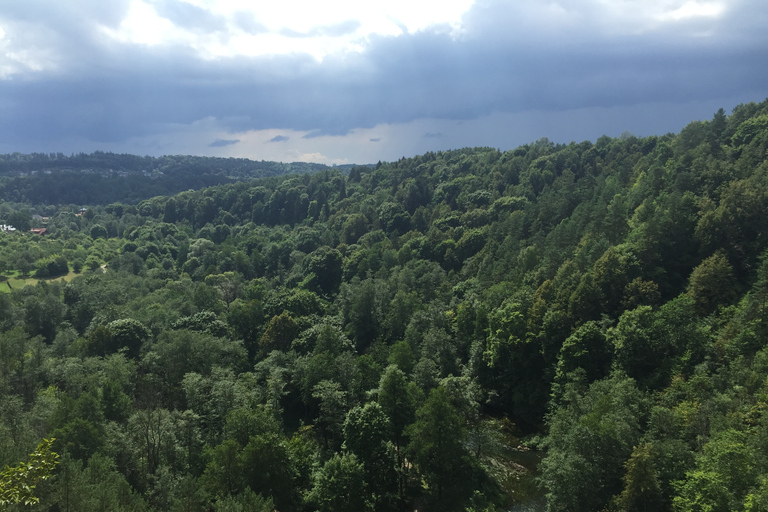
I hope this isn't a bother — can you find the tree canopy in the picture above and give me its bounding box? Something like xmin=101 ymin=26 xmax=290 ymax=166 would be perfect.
xmin=1 ymin=99 xmax=768 ymax=510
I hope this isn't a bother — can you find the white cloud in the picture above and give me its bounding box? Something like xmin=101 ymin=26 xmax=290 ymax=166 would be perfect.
xmin=659 ymin=1 xmax=726 ymax=21
xmin=102 ymin=1 xmax=182 ymax=46
xmin=95 ymin=0 xmax=476 ymax=60
xmin=0 ymin=18 xmax=62 ymax=77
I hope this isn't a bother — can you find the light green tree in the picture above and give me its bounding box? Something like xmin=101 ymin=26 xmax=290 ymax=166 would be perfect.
xmin=309 ymin=453 xmax=369 ymax=512
xmin=0 ymin=438 xmax=59 ymax=508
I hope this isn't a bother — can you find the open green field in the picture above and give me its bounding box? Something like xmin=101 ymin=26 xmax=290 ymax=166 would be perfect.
xmin=0 ymin=270 xmax=79 ymax=292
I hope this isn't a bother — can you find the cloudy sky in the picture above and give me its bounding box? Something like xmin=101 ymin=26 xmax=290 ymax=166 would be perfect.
xmin=0 ymin=0 xmax=766 ymax=164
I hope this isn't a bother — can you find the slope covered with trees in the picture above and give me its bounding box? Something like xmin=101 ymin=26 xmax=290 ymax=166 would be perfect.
xmin=0 ymin=152 xmax=350 ymax=205
xmin=1 ymin=98 xmax=768 ymax=511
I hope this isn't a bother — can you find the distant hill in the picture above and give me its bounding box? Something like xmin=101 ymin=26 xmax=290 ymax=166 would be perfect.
xmin=0 ymin=151 xmax=363 ymax=205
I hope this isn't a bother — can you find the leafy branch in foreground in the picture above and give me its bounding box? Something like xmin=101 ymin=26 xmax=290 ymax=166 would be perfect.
xmin=0 ymin=438 xmax=60 ymax=507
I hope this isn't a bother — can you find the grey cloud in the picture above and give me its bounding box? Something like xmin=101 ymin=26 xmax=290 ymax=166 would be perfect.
xmin=0 ymin=0 xmax=766 ymax=150
xmin=268 ymin=135 xmax=289 ymax=142
xmin=152 ymin=0 xmax=227 ymax=33
xmin=424 ymin=132 xmax=443 ymax=138
xmin=0 ymin=1 xmax=130 ymax=73
xmin=209 ymin=139 xmax=239 ymax=147
xmin=463 ymin=0 xmax=768 ymax=47
xmin=370 ymin=138 xmax=381 ymax=142
xmin=0 ymin=0 xmax=130 ymax=29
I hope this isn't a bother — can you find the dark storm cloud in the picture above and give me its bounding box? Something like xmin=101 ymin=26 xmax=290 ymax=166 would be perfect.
xmin=1 ymin=0 xmax=767 ymax=150
xmin=268 ymin=135 xmax=290 ymax=142
xmin=209 ymin=139 xmax=239 ymax=147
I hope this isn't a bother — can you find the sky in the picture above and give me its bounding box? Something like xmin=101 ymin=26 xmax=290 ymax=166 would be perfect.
xmin=0 ymin=0 xmax=766 ymax=165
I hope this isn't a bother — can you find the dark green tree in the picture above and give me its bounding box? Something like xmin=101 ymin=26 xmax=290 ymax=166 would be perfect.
xmin=377 ymin=365 xmax=419 ymax=500
xmin=406 ymin=386 xmax=474 ymax=510
xmin=687 ymin=252 xmax=737 ymax=315
xmin=301 ymin=246 xmax=343 ymax=296
xmin=540 ymin=373 xmax=646 ymax=512
xmin=259 ymin=312 xmax=299 ymax=353
xmin=239 ymin=433 xmax=298 ymax=511
xmin=343 ymin=402 xmax=398 ymax=510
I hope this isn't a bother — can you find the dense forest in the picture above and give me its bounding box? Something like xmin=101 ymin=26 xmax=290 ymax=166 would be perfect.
xmin=1 ymin=98 xmax=768 ymax=511
xmin=0 ymin=152 xmax=350 ymax=205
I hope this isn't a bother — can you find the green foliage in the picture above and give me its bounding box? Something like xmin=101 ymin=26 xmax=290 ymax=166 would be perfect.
xmin=0 ymin=102 xmax=767 ymax=511
xmin=482 ymin=296 xmax=547 ymax=424
xmin=311 ymin=380 xmax=349 ymax=449
xmin=553 ymin=321 xmax=611 ymax=393
xmin=33 ymin=254 xmax=69 ymax=278
xmin=54 ymin=452 xmax=147 ymax=512
xmin=202 ymin=439 xmax=243 ymax=497
xmin=106 ymin=318 xmax=152 ymax=358
xmin=377 ymin=366 xmax=419 ymax=451
xmin=90 ymin=224 xmax=108 ymax=239
xmin=173 ymin=310 xmax=230 ymax=337
xmin=610 ymin=306 xmax=660 ymax=384
xmin=540 ymin=373 xmax=646 ymax=512
xmin=387 ymin=340 xmax=415 ymax=375
xmin=5 ymin=210 xmax=31 ymax=232
xmin=239 ymin=433 xmax=298 ymax=510
xmin=301 ymin=246 xmax=343 ymax=296
xmin=406 ymin=386 xmax=475 ymax=509
xmin=309 ymin=453 xmax=369 ymax=512
xmin=616 ymin=443 xmax=664 ymax=512
xmin=731 ymin=114 xmax=768 ymax=149
xmin=147 ymin=329 xmax=248 ymax=394
xmin=673 ymin=429 xmax=757 ymax=512
xmin=343 ymin=402 xmax=397 ymax=509
xmin=212 ymin=488 xmax=273 ymax=512
xmin=687 ymin=252 xmax=737 ymax=315
xmin=0 ymin=151 xmax=334 ymax=205
xmin=52 ymin=416 xmax=104 ymax=462
xmin=259 ymin=311 xmax=299 ymax=353
xmin=0 ymin=438 xmax=59 ymax=507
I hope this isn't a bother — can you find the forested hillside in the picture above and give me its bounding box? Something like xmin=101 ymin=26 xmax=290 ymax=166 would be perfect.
xmin=1 ymin=99 xmax=768 ymax=511
xmin=0 ymin=152 xmax=347 ymax=205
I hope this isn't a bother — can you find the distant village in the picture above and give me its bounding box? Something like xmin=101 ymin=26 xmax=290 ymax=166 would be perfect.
xmin=0 ymin=216 xmax=49 ymax=235
xmin=0 ymin=225 xmax=48 ymax=235
xmin=0 ymin=210 xmax=85 ymax=235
